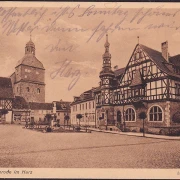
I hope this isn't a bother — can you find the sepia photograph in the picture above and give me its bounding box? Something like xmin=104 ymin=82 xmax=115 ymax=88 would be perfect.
xmin=0 ymin=1 xmax=180 ymax=179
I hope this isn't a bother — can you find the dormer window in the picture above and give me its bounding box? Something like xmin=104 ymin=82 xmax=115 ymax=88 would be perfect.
xmin=135 ymin=52 xmax=139 ymax=60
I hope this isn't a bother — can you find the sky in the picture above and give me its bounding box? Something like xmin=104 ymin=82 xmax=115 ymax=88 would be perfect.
xmin=1 ymin=2 xmax=180 ymax=102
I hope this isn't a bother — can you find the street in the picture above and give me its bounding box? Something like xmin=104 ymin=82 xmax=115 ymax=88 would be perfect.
xmin=0 ymin=125 xmax=179 ymax=168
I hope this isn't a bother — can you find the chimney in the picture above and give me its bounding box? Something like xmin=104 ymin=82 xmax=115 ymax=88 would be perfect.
xmin=161 ymin=41 xmax=169 ymax=61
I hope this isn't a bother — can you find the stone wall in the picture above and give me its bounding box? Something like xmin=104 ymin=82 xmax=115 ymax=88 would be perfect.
xmin=114 ymin=101 xmax=171 ymax=129
xmin=14 ymin=82 xmax=45 ymax=103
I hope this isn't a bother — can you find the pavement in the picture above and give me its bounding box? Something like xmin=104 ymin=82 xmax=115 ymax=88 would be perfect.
xmin=89 ymin=128 xmax=180 ymax=140
xmin=1 ymin=124 xmax=180 ymax=168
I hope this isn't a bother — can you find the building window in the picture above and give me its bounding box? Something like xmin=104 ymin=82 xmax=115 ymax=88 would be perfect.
xmin=86 ymin=103 xmax=87 ymax=109
xmin=135 ymin=52 xmax=139 ymax=60
xmin=175 ymin=83 xmax=180 ymax=95
xmin=149 ymin=106 xmax=163 ymax=121
xmin=125 ymin=108 xmax=135 ymax=121
xmin=37 ymin=88 xmax=40 ymax=94
xmin=89 ymin=102 xmax=91 ymax=109
xmin=82 ymin=104 xmax=84 ymax=110
xmin=26 ymin=87 xmax=30 ymax=92
xmin=80 ymin=104 xmax=81 ymax=110
xmin=17 ymin=87 xmax=18 ymax=92
xmin=93 ymin=101 xmax=94 ymax=108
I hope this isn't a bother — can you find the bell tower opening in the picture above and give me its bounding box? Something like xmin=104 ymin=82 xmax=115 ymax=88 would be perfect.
xmin=25 ymin=34 xmax=35 ymax=56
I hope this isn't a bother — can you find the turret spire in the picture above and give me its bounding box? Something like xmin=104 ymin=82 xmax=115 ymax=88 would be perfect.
xmin=137 ymin=36 xmax=139 ymax=44
xmin=25 ymin=35 xmax=35 ymax=56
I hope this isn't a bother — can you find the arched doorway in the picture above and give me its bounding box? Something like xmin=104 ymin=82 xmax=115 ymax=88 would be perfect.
xmin=117 ymin=111 xmax=121 ymax=123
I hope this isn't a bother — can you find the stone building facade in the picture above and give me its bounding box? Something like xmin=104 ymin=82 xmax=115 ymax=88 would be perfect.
xmin=71 ymin=88 xmax=96 ymax=127
xmin=10 ymin=37 xmax=45 ymax=103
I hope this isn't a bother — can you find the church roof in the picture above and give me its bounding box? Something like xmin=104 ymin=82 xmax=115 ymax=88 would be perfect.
xmin=139 ymin=44 xmax=180 ymax=78
xmin=16 ymin=54 xmax=45 ymax=70
xmin=0 ymin=77 xmax=14 ymax=99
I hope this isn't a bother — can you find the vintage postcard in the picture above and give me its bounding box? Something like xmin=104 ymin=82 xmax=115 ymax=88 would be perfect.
xmin=0 ymin=1 xmax=180 ymax=179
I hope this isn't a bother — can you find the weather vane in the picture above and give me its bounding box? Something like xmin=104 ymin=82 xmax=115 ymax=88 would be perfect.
xmin=137 ymin=36 xmax=139 ymax=44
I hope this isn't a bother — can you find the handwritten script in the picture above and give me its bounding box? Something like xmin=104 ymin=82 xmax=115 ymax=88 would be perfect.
xmin=1 ymin=4 xmax=180 ymax=42
xmin=50 ymin=59 xmax=81 ymax=90
xmin=44 ymin=39 xmax=79 ymax=53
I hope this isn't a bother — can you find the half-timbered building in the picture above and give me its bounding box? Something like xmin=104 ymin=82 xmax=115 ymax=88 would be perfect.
xmin=0 ymin=77 xmax=14 ymax=123
xmin=94 ymin=35 xmax=180 ymax=133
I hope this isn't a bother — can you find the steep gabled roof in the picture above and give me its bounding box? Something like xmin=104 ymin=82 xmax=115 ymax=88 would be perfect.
xmin=29 ymin=102 xmax=53 ymax=110
xmin=114 ymin=67 xmax=126 ymax=77
xmin=0 ymin=77 xmax=14 ymax=99
xmin=169 ymin=54 xmax=180 ymax=67
xmin=55 ymin=101 xmax=71 ymax=111
xmin=13 ymin=96 xmax=29 ymax=109
xmin=139 ymin=44 xmax=180 ymax=78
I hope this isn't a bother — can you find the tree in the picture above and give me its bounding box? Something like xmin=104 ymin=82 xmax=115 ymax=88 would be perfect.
xmin=172 ymin=111 xmax=180 ymax=123
xmin=64 ymin=115 xmax=70 ymax=125
xmin=76 ymin=114 xmax=83 ymax=126
xmin=45 ymin=114 xmax=52 ymax=125
xmin=139 ymin=111 xmax=147 ymax=137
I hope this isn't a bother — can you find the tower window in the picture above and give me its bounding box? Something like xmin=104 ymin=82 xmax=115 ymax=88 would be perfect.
xmin=26 ymin=87 xmax=30 ymax=92
xmin=37 ymin=88 xmax=40 ymax=94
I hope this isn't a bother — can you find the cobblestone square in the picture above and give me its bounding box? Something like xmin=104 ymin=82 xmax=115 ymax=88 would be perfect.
xmin=0 ymin=125 xmax=179 ymax=168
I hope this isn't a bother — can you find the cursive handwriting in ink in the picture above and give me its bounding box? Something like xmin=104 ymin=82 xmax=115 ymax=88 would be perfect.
xmin=0 ymin=7 xmax=48 ymax=25
xmin=78 ymin=5 xmax=128 ymax=17
xmin=51 ymin=4 xmax=80 ymax=23
xmin=50 ymin=59 xmax=81 ymax=91
xmin=130 ymin=6 xmax=180 ymax=24
xmin=87 ymin=19 xmax=139 ymax=43
xmin=44 ymin=39 xmax=79 ymax=52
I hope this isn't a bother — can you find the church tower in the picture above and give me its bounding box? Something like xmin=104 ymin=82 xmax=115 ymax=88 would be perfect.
xmin=10 ymin=36 xmax=45 ymax=103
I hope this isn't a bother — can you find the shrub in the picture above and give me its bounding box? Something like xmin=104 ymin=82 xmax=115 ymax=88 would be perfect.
xmin=172 ymin=112 xmax=180 ymax=123
xmin=147 ymin=128 xmax=161 ymax=135
xmin=159 ymin=129 xmax=169 ymax=136
xmin=169 ymin=128 xmax=180 ymax=136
